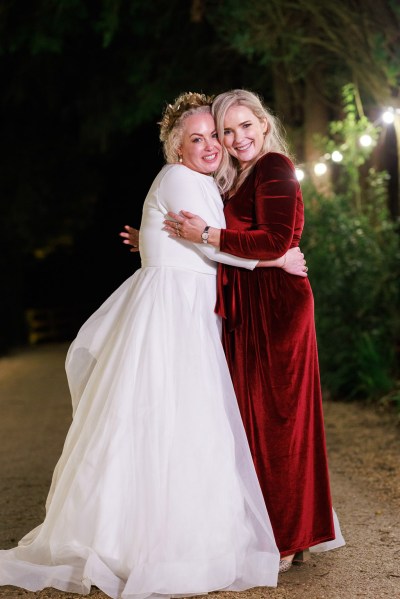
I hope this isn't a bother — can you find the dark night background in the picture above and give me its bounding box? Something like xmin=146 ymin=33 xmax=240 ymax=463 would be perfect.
xmin=1 ymin=0 xmax=399 ymax=384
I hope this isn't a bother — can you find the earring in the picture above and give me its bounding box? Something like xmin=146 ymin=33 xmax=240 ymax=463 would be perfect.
xmin=178 ymin=155 xmax=183 ymax=163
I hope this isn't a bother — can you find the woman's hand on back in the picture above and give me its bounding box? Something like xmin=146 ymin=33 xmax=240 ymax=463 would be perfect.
xmin=120 ymin=225 xmax=140 ymax=252
xmin=258 ymin=247 xmax=307 ymax=276
xmin=281 ymin=247 xmax=308 ymax=277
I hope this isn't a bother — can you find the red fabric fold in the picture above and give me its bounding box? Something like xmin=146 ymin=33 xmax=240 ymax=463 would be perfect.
xmin=215 ymin=263 xmax=244 ymax=331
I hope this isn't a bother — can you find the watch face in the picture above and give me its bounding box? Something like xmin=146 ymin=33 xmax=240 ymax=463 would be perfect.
xmin=201 ymin=226 xmax=209 ymax=242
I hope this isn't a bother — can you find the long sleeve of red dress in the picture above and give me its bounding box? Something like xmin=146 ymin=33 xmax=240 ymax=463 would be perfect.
xmin=219 ymin=153 xmax=301 ymax=260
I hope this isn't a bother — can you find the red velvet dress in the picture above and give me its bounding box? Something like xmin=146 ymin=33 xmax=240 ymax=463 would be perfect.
xmin=216 ymin=152 xmax=335 ymax=557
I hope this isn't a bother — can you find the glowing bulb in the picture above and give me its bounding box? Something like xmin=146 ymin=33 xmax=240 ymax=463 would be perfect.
xmin=359 ymin=134 xmax=372 ymax=147
xmin=382 ymin=109 xmax=395 ymax=124
xmin=295 ymin=168 xmax=305 ymax=181
xmin=314 ymin=162 xmax=327 ymax=176
xmin=331 ymin=150 xmax=343 ymax=162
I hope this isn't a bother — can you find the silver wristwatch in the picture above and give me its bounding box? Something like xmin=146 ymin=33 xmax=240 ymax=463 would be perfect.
xmin=201 ymin=226 xmax=210 ymax=244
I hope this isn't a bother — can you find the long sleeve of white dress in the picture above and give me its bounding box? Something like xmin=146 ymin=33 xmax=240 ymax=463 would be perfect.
xmin=139 ymin=164 xmax=258 ymax=273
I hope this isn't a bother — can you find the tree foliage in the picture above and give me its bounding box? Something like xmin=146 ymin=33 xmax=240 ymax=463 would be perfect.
xmin=313 ymin=84 xmax=381 ymax=210
xmin=207 ymin=0 xmax=400 ymax=104
xmin=302 ymin=182 xmax=400 ymax=400
xmin=300 ymin=89 xmax=400 ymax=401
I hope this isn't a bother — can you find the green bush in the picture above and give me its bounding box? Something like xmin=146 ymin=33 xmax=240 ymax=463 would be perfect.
xmin=301 ymin=172 xmax=400 ymax=400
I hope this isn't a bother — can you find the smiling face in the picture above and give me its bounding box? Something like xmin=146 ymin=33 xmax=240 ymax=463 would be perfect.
xmin=179 ymin=112 xmax=221 ymax=175
xmin=222 ymin=104 xmax=267 ymax=167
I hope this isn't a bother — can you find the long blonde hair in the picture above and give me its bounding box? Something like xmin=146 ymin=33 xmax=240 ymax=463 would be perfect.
xmin=212 ymin=89 xmax=292 ymax=194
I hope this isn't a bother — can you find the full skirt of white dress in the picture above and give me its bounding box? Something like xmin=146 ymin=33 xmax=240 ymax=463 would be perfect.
xmin=0 ymin=266 xmax=280 ymax=598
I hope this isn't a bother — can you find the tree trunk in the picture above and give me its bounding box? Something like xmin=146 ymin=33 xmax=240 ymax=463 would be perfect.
xmin=391 ymin=115 xmax=400 ymax=219
xmin=303 ymin=76 xmax=331 ymax=193
xmin=272 ymin=65 xmax=303 ymax=160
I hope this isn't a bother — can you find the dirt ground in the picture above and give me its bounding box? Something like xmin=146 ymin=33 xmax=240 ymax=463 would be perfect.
xmin=0 ymin=343 xmax=399 ymax=599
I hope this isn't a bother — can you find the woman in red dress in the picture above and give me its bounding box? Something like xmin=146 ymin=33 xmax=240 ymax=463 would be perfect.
xmin=165 ymin=89 xmax=345 ymax=572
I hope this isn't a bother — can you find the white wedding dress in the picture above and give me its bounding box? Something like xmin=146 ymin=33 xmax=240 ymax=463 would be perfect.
xmin=0 ymin=164 xmax=280 ymax=598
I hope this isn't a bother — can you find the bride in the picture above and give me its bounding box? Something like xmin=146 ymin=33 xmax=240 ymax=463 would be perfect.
xmin=0 ymin=92 xmax=306 ymax=599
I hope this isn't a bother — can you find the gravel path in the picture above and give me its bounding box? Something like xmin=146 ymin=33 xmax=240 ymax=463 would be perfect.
xmin=0 ymin=343 xmax=399 ymax=599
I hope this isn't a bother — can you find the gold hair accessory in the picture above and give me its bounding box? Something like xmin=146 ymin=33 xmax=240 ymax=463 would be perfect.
xmin=159 ymin=91 xmax=214 ymax=141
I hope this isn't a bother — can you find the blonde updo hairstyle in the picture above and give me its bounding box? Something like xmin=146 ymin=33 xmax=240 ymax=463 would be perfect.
xmin=212 ymin=89 xmax=292 ymax=194
xmin=159 ymin=91 xmax=214 ymax=164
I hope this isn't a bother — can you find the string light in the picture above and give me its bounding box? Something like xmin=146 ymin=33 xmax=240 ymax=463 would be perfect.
xmin=295 ymin=105 xmax=398 ymax=181
xmin=314 ymin=162 xmax=328 ymax=176
xmin=359 ymin=134 xmax=373 ymax=147
xmin=382 ymin=108 xmax=395 ymax=124
xmin=331 ymin=151 xmax=343 ymax=162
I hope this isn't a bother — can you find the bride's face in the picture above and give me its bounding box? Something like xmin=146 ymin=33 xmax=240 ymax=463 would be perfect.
xmin=179 ymin=113 xmax=222 ymax=175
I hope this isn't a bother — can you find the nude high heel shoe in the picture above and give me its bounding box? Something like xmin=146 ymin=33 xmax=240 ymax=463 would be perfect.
xmin=278 ymin=557 xmax=294 ymax=573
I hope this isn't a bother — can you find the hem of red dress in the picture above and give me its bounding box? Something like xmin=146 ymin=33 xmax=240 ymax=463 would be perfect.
xmin=279 ymin=533 xmax=336 ymax=558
